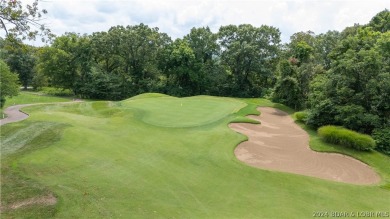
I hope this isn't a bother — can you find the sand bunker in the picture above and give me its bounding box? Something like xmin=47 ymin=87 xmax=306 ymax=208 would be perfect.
xmin=229 ymin=107 xmax=380 ymax=185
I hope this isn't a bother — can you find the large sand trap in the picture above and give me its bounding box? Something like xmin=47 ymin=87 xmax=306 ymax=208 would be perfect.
xmin=229 ymin=107 xmax=381 ymax=185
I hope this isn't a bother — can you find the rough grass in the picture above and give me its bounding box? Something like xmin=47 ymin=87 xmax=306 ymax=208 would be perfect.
xmin=318 ymin=125 xmax=376 ymax=151
xmin=1 ymin=91 xmax=74 ymax=119
xmin=1 ymin=94 xmax=390 ymax=218
xmin=3 ymin=91 xmax=74 ymax=107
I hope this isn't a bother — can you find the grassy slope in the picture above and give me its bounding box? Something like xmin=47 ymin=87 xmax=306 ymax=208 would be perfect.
xmin=1 ymin=91 xmax=74 ymax=118
xmin=1 ymin=94 xmax=389 ymax=218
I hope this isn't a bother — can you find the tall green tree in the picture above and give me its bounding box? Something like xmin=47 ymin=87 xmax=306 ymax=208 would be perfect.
xmin=272 ymin=60 xmax=301 ymax=109
xmin=0 ymin=59 xmax=19 ymax=107
xmin=314 ymin=31 xmax=340 ymax=70
xmin=218 ymin=24 xmax=281 ymax=96
xmin=287 ymin=31 xmax=316 ymax=66
xmin=36 ymin=46 xmax=73 ymax=90
xmin=2 ymin=40 xmax=36 ymax=89
xmin=367 ymin=9 xmax=390 ymax=33
xmin=108 ymin=24 xmax=171 ymax=94
xmin=37 ymin=33 xmax=92 ymax=94
xmin=160 ymin=39 xmax=198 ymax=96
xmin=307 ymin=27 xmax=389 ymax=133
xmin=90 ymin=31 xmax=122 ymax=74
xmin=183 ymin=27 xmax=221 ymax=95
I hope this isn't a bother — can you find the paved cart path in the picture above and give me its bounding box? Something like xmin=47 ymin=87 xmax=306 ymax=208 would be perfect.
xmin=0 ymin=101 xmax=82 ymax=126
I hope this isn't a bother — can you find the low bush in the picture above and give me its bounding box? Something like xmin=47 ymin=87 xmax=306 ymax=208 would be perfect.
xmin=40 ymin=87 xmax=74 ymax=97
xmin=372 ymin=128 xmax=390 ymax=155
xmin=318 ymin=125 xmax=376 ymax=151
xmin=294 ymin=111 xmax=308 ymax=122
xmin=306 ymin=100 xmax=339 ymax=128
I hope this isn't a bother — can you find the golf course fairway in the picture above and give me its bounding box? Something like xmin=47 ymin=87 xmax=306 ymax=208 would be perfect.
xmin=1 ymin=93 xmax=390 ymax=218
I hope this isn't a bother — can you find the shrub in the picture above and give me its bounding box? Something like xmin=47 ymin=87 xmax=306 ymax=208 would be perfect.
xmin=372 ymin=128 xmax=390 ymax=155
xmin=318 ymin=125 xmax=376 ymax=151
xmin=335 ymin=105 xmax=381 ymax=134
xmin=294 ymin=111 xmax=308 ymax=122
xmin=306 ymin=100 xmax=339 ymax=128
xmin=41 ymin=87 xmax=74 ymax=97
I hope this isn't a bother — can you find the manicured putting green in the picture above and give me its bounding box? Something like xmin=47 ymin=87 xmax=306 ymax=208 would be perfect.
xmin=122 ymin=95 xmax=246 ymax=127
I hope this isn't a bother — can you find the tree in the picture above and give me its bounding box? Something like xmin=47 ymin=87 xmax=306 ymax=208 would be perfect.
xmin=367 ymin=9 xmax=390 ymax=33
xmin=0 ymin=59 xmax=19 ymax=107
xmin=160 ymin=39 xmax=198 ymax=96
xmin=289 ymin=31 xmax=316 ymax=48
xmin=108 ymin=24 xmax=171 ymax=95
xmin=291 ymin=41 xmax=313 ymax=65
xmin=183 ymin=27 xmax=220 ymax=94
xmin=287 ymin=31 xmax=316 ymax=66
xmin=36 ymin=33 xmax=92 ymax=94
xmin=218 ymin=24 xmax=281 ymax=96
xmin=31 ymin=70 xmax=47 ymax=90
xmin=314 ymin=31 xmax=340 ymax=70
xmin=0 ymin=0 xmax=53 ymax=42
xmin=2 ymin=40 xmax=36 ymax=89
xmin=36 ymin=46 xmax=73 ymax=90
xmin=272 ymin=60 xmax=302 ymax=109
xmin=90 ymin=31 xmax=122 ymax=74
xmin=307 ymin=27 xmax=389 ymax=133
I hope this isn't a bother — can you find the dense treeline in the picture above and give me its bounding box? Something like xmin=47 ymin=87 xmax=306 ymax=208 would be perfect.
xmin=1 ymin=9 xmax=389 ymax=153
xmin=1 ymin=23 xmax=282 ymax=99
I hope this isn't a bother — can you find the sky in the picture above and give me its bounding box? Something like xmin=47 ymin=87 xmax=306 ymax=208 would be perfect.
xmin=4 ymin=0 xmax=390 ymax=45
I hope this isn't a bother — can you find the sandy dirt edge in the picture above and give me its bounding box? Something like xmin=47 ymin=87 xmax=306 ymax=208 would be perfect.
xmin=0 ymin=194 xmax=57 ymax=212
xmin=229 ymin=107 xmax=381 ymax=185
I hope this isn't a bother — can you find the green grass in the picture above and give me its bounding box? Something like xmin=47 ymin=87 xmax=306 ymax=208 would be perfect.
xmin=1 ymin=90 xmax=74 ymax=119
xmin=1 ymin=94 xmax=390 ymax=218
xmin=121 ymin=95 xmax=246 ymax=127
xmin=3 ymin=91 xmax=74 ymax=107
xmin=318 ymin=125 xmax=376 ymax=151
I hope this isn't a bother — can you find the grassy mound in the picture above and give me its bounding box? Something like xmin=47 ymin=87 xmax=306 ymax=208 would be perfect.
xmin=128 ymin=93 xmax=171 ymax=100
xmin=121 ymin=95 xmax=246 ymax=127
xmin=318 ymin=125 xmax=376 ymax=151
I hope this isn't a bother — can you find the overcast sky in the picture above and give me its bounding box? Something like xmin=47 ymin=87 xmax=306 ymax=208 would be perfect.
xmin=8 ymin=0 xmax=390 ymax=45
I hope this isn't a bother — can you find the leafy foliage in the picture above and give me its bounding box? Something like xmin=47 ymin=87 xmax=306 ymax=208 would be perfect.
xmin=0 ymin=59 xmax=19 ymax=107
xmin=306 ymin=26 xmax=389 ymax=134
xmin=372 ymin=128 xmax=390 ymax=155
xmin=1 ymin=40 xmax=36 ymax=89
xmin=272 ymin=76 xmax=301 ymax=109
xmin=0 ymin=0 xmax=54 ymax=42
xmin=294 ymin=111 xmax=308 ymax=122
xmin=367 ymin=9 xmax=390 ymax=33
xmin=306 ymin=99 xmax=338 ymax=128
xmin=318 ymin=125 xmax=376 ymax=151
xmin=218 ymin=24 xmax=281 ymax=97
